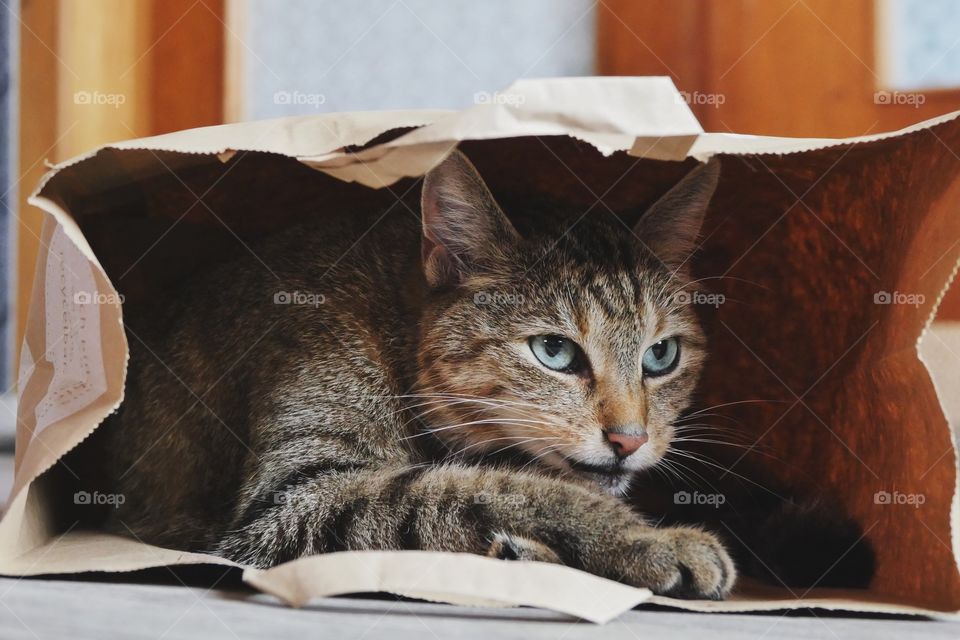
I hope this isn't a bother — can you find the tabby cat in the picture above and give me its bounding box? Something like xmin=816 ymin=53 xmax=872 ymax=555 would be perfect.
xmin=99 ymin=149 xmax=735 ymax=599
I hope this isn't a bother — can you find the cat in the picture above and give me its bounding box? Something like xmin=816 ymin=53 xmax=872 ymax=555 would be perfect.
xmin=96 ymin=149 xmax=735 ymax=599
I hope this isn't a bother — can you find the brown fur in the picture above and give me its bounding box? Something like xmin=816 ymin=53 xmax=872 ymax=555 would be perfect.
xmin=97 ymin=150 xmax=734 ymax=599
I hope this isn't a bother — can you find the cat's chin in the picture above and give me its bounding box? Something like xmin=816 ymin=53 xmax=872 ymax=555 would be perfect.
xmin=595 ymin=471 xmax=634 ymax=496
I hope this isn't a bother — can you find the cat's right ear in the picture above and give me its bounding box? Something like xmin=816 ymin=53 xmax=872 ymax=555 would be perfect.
xmin=420 ymin=150 xmax=520 ymax=288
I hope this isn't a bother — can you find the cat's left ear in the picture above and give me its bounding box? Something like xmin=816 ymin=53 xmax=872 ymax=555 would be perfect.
xmin=633 ymin=158 xmax=720 ymax=269
xmin=420 ymin=150 xmax=520 ymax=288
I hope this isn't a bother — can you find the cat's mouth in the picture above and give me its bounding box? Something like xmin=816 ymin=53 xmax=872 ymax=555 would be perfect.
xmin=567 ymin=459 xmax=633 ymax=494
xmin=567 ymin=459 xmax=624 ymax=476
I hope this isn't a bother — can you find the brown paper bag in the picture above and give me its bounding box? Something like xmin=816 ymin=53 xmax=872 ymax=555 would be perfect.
xmin=2 ymin=77 xmax=958 ymax=622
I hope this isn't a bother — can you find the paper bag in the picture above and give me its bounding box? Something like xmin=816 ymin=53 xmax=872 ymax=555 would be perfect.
xmin=2 ymin=77 xmax=958 ymax=622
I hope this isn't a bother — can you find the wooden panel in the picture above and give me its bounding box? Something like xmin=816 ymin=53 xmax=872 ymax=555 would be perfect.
xmin=598 ymin=0 xmax=960 ymax=317
xmin=599 ymin=0 xmax=960 ymax=135
xmin=16 ymin=0 xmax=226 ymax=372
xmin=16 ymin=0 xmax=59 ymax=371
xmin=598 ymin=1 xmax=706 ymax=85
xmin=56 ymin=0 xmax=153 ymax=158
xmin=150 ymin=0 xmax=225 ymax=133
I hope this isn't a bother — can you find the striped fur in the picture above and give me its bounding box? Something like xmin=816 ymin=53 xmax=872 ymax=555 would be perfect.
xmin=99 ymin=151 xmax=734 ymax=599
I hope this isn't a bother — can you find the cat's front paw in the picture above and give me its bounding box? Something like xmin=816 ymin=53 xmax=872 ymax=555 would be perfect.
xmin=486 ymin=531 xmax=562 ymax=564
xmin=629 ymin=527 xmax=736 ymax=600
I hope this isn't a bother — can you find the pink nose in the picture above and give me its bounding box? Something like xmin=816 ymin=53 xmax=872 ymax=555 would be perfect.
xmin=604 ymin=430 xmax=648 ymax=459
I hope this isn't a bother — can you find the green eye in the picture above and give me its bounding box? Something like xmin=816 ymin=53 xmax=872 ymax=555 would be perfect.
xmin=642 ymin=338 xmax=680 ymax=376
xmin=529 ymin=335 xmax=583 ymax=373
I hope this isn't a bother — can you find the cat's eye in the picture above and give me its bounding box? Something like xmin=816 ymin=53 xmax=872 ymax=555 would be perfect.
xmin=642 ymin=338 xmax=680 ymax=376
xmin=529 ymin=335 xmax=585 ymax=373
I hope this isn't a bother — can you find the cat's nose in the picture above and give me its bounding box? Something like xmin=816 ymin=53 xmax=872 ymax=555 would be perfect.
xmin=604 ymin=428 xmax=649 ymax=459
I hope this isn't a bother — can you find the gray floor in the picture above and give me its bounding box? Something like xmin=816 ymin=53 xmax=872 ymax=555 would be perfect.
xmin=0 ymin=577 xmax=957 ymax=640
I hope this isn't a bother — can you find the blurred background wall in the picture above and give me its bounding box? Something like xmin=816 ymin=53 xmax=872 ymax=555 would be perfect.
xmin=0 ymin=4 xmax=11 ymax=392
xmin=239 ymin=0 xmax=595 ymax=118
xmin=5 ymin=0 xmax=960 ymax=398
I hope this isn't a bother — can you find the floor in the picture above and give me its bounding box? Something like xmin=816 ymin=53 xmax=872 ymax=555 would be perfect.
xmin=0 ymin=576 xmax=958 ymax=640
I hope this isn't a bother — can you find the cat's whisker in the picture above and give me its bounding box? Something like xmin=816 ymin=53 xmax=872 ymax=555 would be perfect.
xmin=518 ymin=445 xmax=568 ymax=473
xmin=392 ymin=393 xmax=544 ymax=411
xmin=657 ymin=454 xmax=746 ymax=518
xmin=671 ymin=425 xmax=758 ymax=444
xmin=660 ymin=453 xmax=716 ymax=490
xmin=402 ymin=400 xmax=536 ymax=432
xmin=402 ymin=417 xmax=560 ymax=441
xmin=666 ymin=448 xmax=788 ymax=501
xmin=671 ymin=421 xmax=776 ymax=447
xmin=399 ymin=396 xmax=556 ymax=437
xmin=655 ymin=273 xmax=769 ymax=307
xmin=398 ymin=396 xmax=547 ymax=431
xmin=684 ymin=399 xmax=790 ymax=417
xmin=673 ymin=421 xmax=743 ymax=432
xmin=672 ymin=426 xmax=749 ymax=439
xmin=397 ymin=397 xmax=523 ymax=420
xmin=454 ymin=435 xmax=564 ymax=459
xmin=651 ymin=459 xmax=690 ymax=491
xmin=656 ymin=456 xmax=698 ymax=487
xmin=667 ymin=446 xmax=737 ymax=470
xmin=675 ymin=412 xmax=746 ymax=426
xmin=403 ymin=401 xmax=493 ymax=425
xmin=682 ymin=274 xmax=770 ymax=290
xmin=671 ymin=425 xmax=751 ymax=443
xmin=672 ymin=436 xmax=781 ymax=457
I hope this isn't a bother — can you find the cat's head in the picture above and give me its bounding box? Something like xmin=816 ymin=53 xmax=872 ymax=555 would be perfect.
xmin=416 ymin=150 xmax=719 ymax=495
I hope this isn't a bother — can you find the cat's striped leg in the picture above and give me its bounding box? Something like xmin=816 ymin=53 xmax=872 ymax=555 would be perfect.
xmin=215 ymin=463 xmax=735 ymax=599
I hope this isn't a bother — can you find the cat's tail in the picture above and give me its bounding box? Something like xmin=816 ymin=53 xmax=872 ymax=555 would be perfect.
xmin=730 ymin=497 xmax=876 ymax=589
